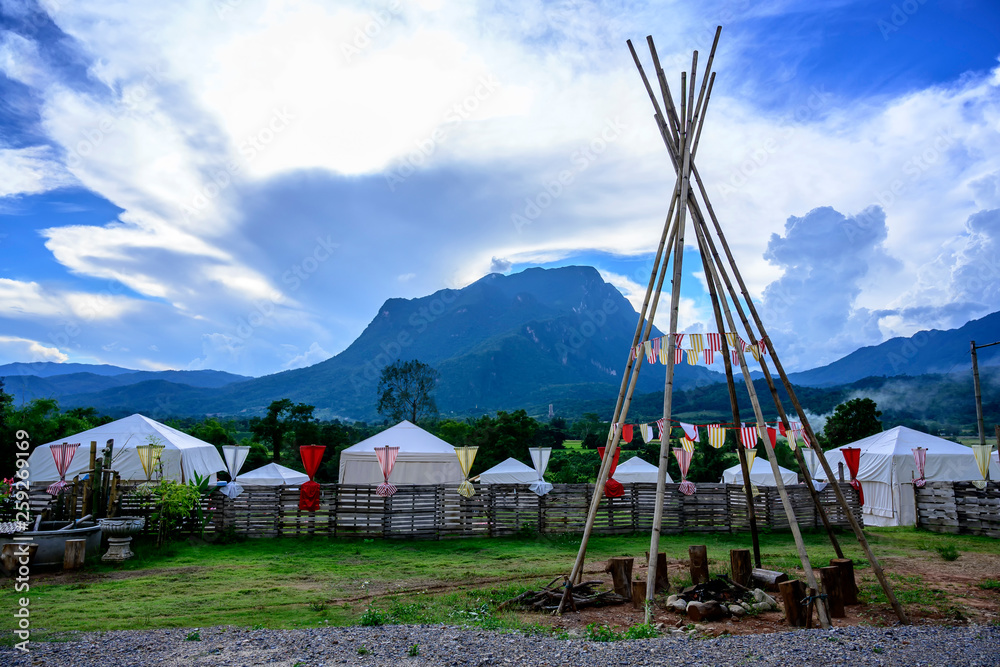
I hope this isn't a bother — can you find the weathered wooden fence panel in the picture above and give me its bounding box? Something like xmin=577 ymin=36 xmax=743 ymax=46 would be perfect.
xmin=29 ymin=480 xmax=862 ymax=540
xmin=916 ymin=481 xmax=1000 ymax=537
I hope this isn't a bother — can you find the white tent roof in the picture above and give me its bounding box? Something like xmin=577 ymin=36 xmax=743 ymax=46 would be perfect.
xmin=815 ymin=426 xmax=1000 ymax=484
xmin=722 ymin=457 xmax=798 ymax=486
xmin=338 ymin=420 xmax=464 ymax=485
xmin=236 ymin=462 xmax=309 ymax=486
xmin=614 ymin=456 xmax=671 ymax=484
xmin=478 ymin=457 xmax=536 ymax=484
xmin=28 ymin=413 xmax=226 ymax=483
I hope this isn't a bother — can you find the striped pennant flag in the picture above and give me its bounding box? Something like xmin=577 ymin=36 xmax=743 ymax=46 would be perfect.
xmin=758 ymin=339 xmax=768 ymax=356
xmin=732 ymin=350 xmax=740 ymax=366
xmin=679 ymin=422 xmax=699 ymax=441
xmin=707 ymin=424 xmax=726 ymax=449
xmin=707 ymin=333 xmax=722 ymax=351
xmin=652 ymin=336 xmax=661 ymax=361
xmin=640 ymin=423 xmax=654 ymax=443
xmin=681 ymin=437 xmax=696 ymax=453
xmin=703 ymin=348 xmax=714 ymax=365
xmin=688 ymin=333 xmax=704 ymax=355
xmin=645 ymin=340 xmax=656 ymax=364
xmin=685 ymin=349 xmax=699 ymax=365
xmin=629 ymin=345 xmax=636 ymax=361
xmin=725 ymin=332 xmax=739 ymax=350
xmin=659 ymin=344 xmax=669 ymax=365
xmin=675 ymin=347 xmax=685 ymax=365
xmin=739 ymin=424 xmax=758 ymax=449
xmin=656 ymin=418 xmax=667 ymax=441
xmin=787 ymin=428 xmax=798 ymax=451
xmin=749 ymin=343 xmax=761 ymax=361
xmin=673 ymin=333 xmax=686 ymax=348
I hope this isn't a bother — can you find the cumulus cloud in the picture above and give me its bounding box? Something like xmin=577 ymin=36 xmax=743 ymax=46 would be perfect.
xmin=0 ymin=335 xmax=68 ymax=362
xmin=489 ymin=256 xmax=511 ymax=273
xmin=759 ymin=206 xmax=897 ymax=368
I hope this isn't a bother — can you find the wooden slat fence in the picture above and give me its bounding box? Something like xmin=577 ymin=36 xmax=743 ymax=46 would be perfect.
xmin=915 ymin=481 xmax=1000 ymax=538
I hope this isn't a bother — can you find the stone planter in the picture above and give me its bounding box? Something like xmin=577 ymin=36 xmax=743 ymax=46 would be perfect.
xmin=98 ymin=517 xmax=145 ymax=561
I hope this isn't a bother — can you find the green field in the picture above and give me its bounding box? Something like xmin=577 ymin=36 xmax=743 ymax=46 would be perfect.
xmin=3 ymin=527 xmax=997 ymax=640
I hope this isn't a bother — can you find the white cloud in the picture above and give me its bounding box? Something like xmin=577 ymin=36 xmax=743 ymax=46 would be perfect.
xmin=0 ymin=146 xmax=74 ymax=197
xmin=0 ymin=278 xmax=138 ymax=320
xmin=281 ymin=341 xmax=329 ymax=370
xmin=0 ymin=335 xmax=68 ymax=363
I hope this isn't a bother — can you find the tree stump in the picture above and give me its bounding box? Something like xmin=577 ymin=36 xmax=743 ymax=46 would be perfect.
xmin=64 ymin=539 xmax=86 ymax=571
xmin=1 ymin=543 xmax=38 ymax=577
xmin=646 ymin=551 xmax=670 ymax=593
xmin=830 ymin=558 xmax=858 ymax=605
xmin=820 ymin=566 xmax=845 ymax=618
xmin=730 ymin=549 xmax=752 ymax=588
xmin=751 ymin=567 xmax=788 ymax=591
xmin=689 ymin=545 xmax=709 ymax=585
xmin=604 ymin=557 xmax=633 ymax=600
xmin=778 ymin=579 xmax=807 ymax=627
xmin=631 ymin=579 xmax=647 ymax=609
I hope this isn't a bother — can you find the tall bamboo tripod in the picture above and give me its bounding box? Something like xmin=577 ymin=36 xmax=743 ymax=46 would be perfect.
xmin=558 ymin=28 xmax=909 ymax=628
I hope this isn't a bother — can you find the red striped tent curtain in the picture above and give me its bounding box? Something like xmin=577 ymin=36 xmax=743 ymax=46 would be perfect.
xmin=912 ymin=447 xmax=927 ymax=488
xmin=674 ymin=448 xmax=696 ymax=495
xmin=841 ymin=447 xmax=864 ymax=505
xmin=298 ymin=445 xmax=326 ymax=511
xmin=374 ymin=446 xmax=400 ymax=497
xmin=597 ymin=446 xmax=624 ymax=498
xmin=46 ymin=442 xmax=80 ymax=495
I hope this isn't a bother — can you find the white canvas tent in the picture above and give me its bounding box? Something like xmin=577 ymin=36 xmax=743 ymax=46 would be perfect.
xmin=236 ymin=463 xmax=309 ymax=486
xmin=816 ymin=426 xmax=1000 ymax=527
xmin=338 ymin=420 xmax=463 ymax=485
xmin=478 ymin=458 xmax=536 ymax=485
xmin=614 ymin=456 xmax=670 ymax=484
xmin=721 ymin=457 xmax=798 ymax=486
xmin=29 ymin=413 xmax=225 ymax=483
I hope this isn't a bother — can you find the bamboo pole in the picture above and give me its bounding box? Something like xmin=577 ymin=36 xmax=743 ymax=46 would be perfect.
xmin=638 ymin=35 xmax=762 ymax=569
xmin=690 ymin=214 xmax=831 ymax=629
xmin=687 ymin=161 xmax=910 ymax=625
xmin=644 ymin=64 xmax=696 ymax=625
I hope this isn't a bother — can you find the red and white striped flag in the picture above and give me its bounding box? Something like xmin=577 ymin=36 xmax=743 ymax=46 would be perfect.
xmin=703 ymin=348 xmax=714 ymax=365
xmin=739 ymin=424 xmax=758 ymax=449
xmin=707 ymin=333 xmax=722 ymax=351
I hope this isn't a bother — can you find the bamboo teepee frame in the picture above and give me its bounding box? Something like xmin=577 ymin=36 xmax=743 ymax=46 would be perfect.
xmin=559 ymin=28 xmax=909 ymax=628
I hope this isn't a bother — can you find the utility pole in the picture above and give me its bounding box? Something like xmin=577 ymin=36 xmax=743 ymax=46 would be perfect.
xmin=971 ymin=340 xmax=1000 ymax=448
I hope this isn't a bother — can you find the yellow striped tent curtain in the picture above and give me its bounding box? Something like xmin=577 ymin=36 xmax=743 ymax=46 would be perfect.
xmin=455 ymin=446 xmax=479 ymax=498
xmin=136 ymin=444 xmax=165 ymax=481
xmin=972 ymin=444 xmax=992 ymax=490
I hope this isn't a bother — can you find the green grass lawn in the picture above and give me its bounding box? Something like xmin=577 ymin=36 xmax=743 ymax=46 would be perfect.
xmin=3 ymin=528 xmax=995 ymax=637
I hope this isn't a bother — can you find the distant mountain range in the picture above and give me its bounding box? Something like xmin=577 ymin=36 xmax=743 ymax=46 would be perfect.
xmin=1 ymin=266 xmax=996 ymax=423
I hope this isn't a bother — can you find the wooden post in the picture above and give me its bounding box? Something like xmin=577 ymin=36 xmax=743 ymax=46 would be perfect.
xmin=730 ymin=549 xmax=752 ymax=588
xmin=778 ymin=579 xmax=807 ymax=627
xmin=831 ymin=558 xmax=858 ymax=605
xmin=646 ymin=551 xmax=670 ymax=592
xmin=820 ymin=565 xmax=845 ymax=618
xmin=689 ymin=545 xmax=709 ymax=585
xmin=631 ymin=580 xmax=646 ymax=609
xmin=604 ymin=557 xmax=634 ymax=599
xmin=63 ymin=539 xmax=86 ymax=570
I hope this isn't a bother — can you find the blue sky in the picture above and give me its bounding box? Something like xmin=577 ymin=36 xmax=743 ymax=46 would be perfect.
xmin=0 ymin=0 xmax=998 ymax=377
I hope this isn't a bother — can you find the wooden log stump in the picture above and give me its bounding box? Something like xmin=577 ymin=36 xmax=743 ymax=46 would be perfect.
xmin=604 ymin=557 xmax=633 ymax=600
xmin=646 ymin=551 xmax=670 ymax=593
xmin=689 ymin=545 xmax=709 ymax=585
xmin=820 ymin=565 xmax=845 ymax=618
xmin=1 ymin=543 xmax=38 ymax=577
xmin=778 ymin=579 xmax=807 ymax=627
xmin=751 ymin=567 xmax=788 ymax=591
xmin=686 ymin=600 xmax=730 ymax=622
xmin=730 ymin=549 xmax=752 ymax=588
xmin=64 ymin=539 xmax=86 ymax=571
xmin=631 ymin=579 xmax=647 ymax=609
xmin=830 ymin=558 xmax=858 ymax=605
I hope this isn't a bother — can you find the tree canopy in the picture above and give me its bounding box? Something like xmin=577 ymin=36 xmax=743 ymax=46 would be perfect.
xmin=821 ymin=397 xmax=882 ymax=449
xmin=376 ymin=359 xmax=440 ymax=424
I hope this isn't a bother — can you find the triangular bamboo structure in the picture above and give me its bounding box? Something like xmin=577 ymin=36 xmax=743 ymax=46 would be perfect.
xmin=559 ymin=28 xmax=909 ymax=628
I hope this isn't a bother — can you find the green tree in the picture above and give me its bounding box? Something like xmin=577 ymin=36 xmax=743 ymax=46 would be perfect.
xmin=821 ymin=398 xmax=882 ymax=449
xmin=466 ymin=409 xmax=538 ymax=474
xmin=376 ymin=359 xmax=440 ymax=424
xmin=248 ymin=401 xmax=319 ymax=465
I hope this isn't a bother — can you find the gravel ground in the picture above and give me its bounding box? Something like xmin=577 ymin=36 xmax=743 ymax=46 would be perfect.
xmin=3 ymin=624 xmax=999 ymax=667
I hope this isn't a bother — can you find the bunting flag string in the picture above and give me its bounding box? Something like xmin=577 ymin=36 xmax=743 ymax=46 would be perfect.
xmin=707 ymin=332 xmax=722 ymax=352
xmin=624 ymin=333 xmax=769 ymax=369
